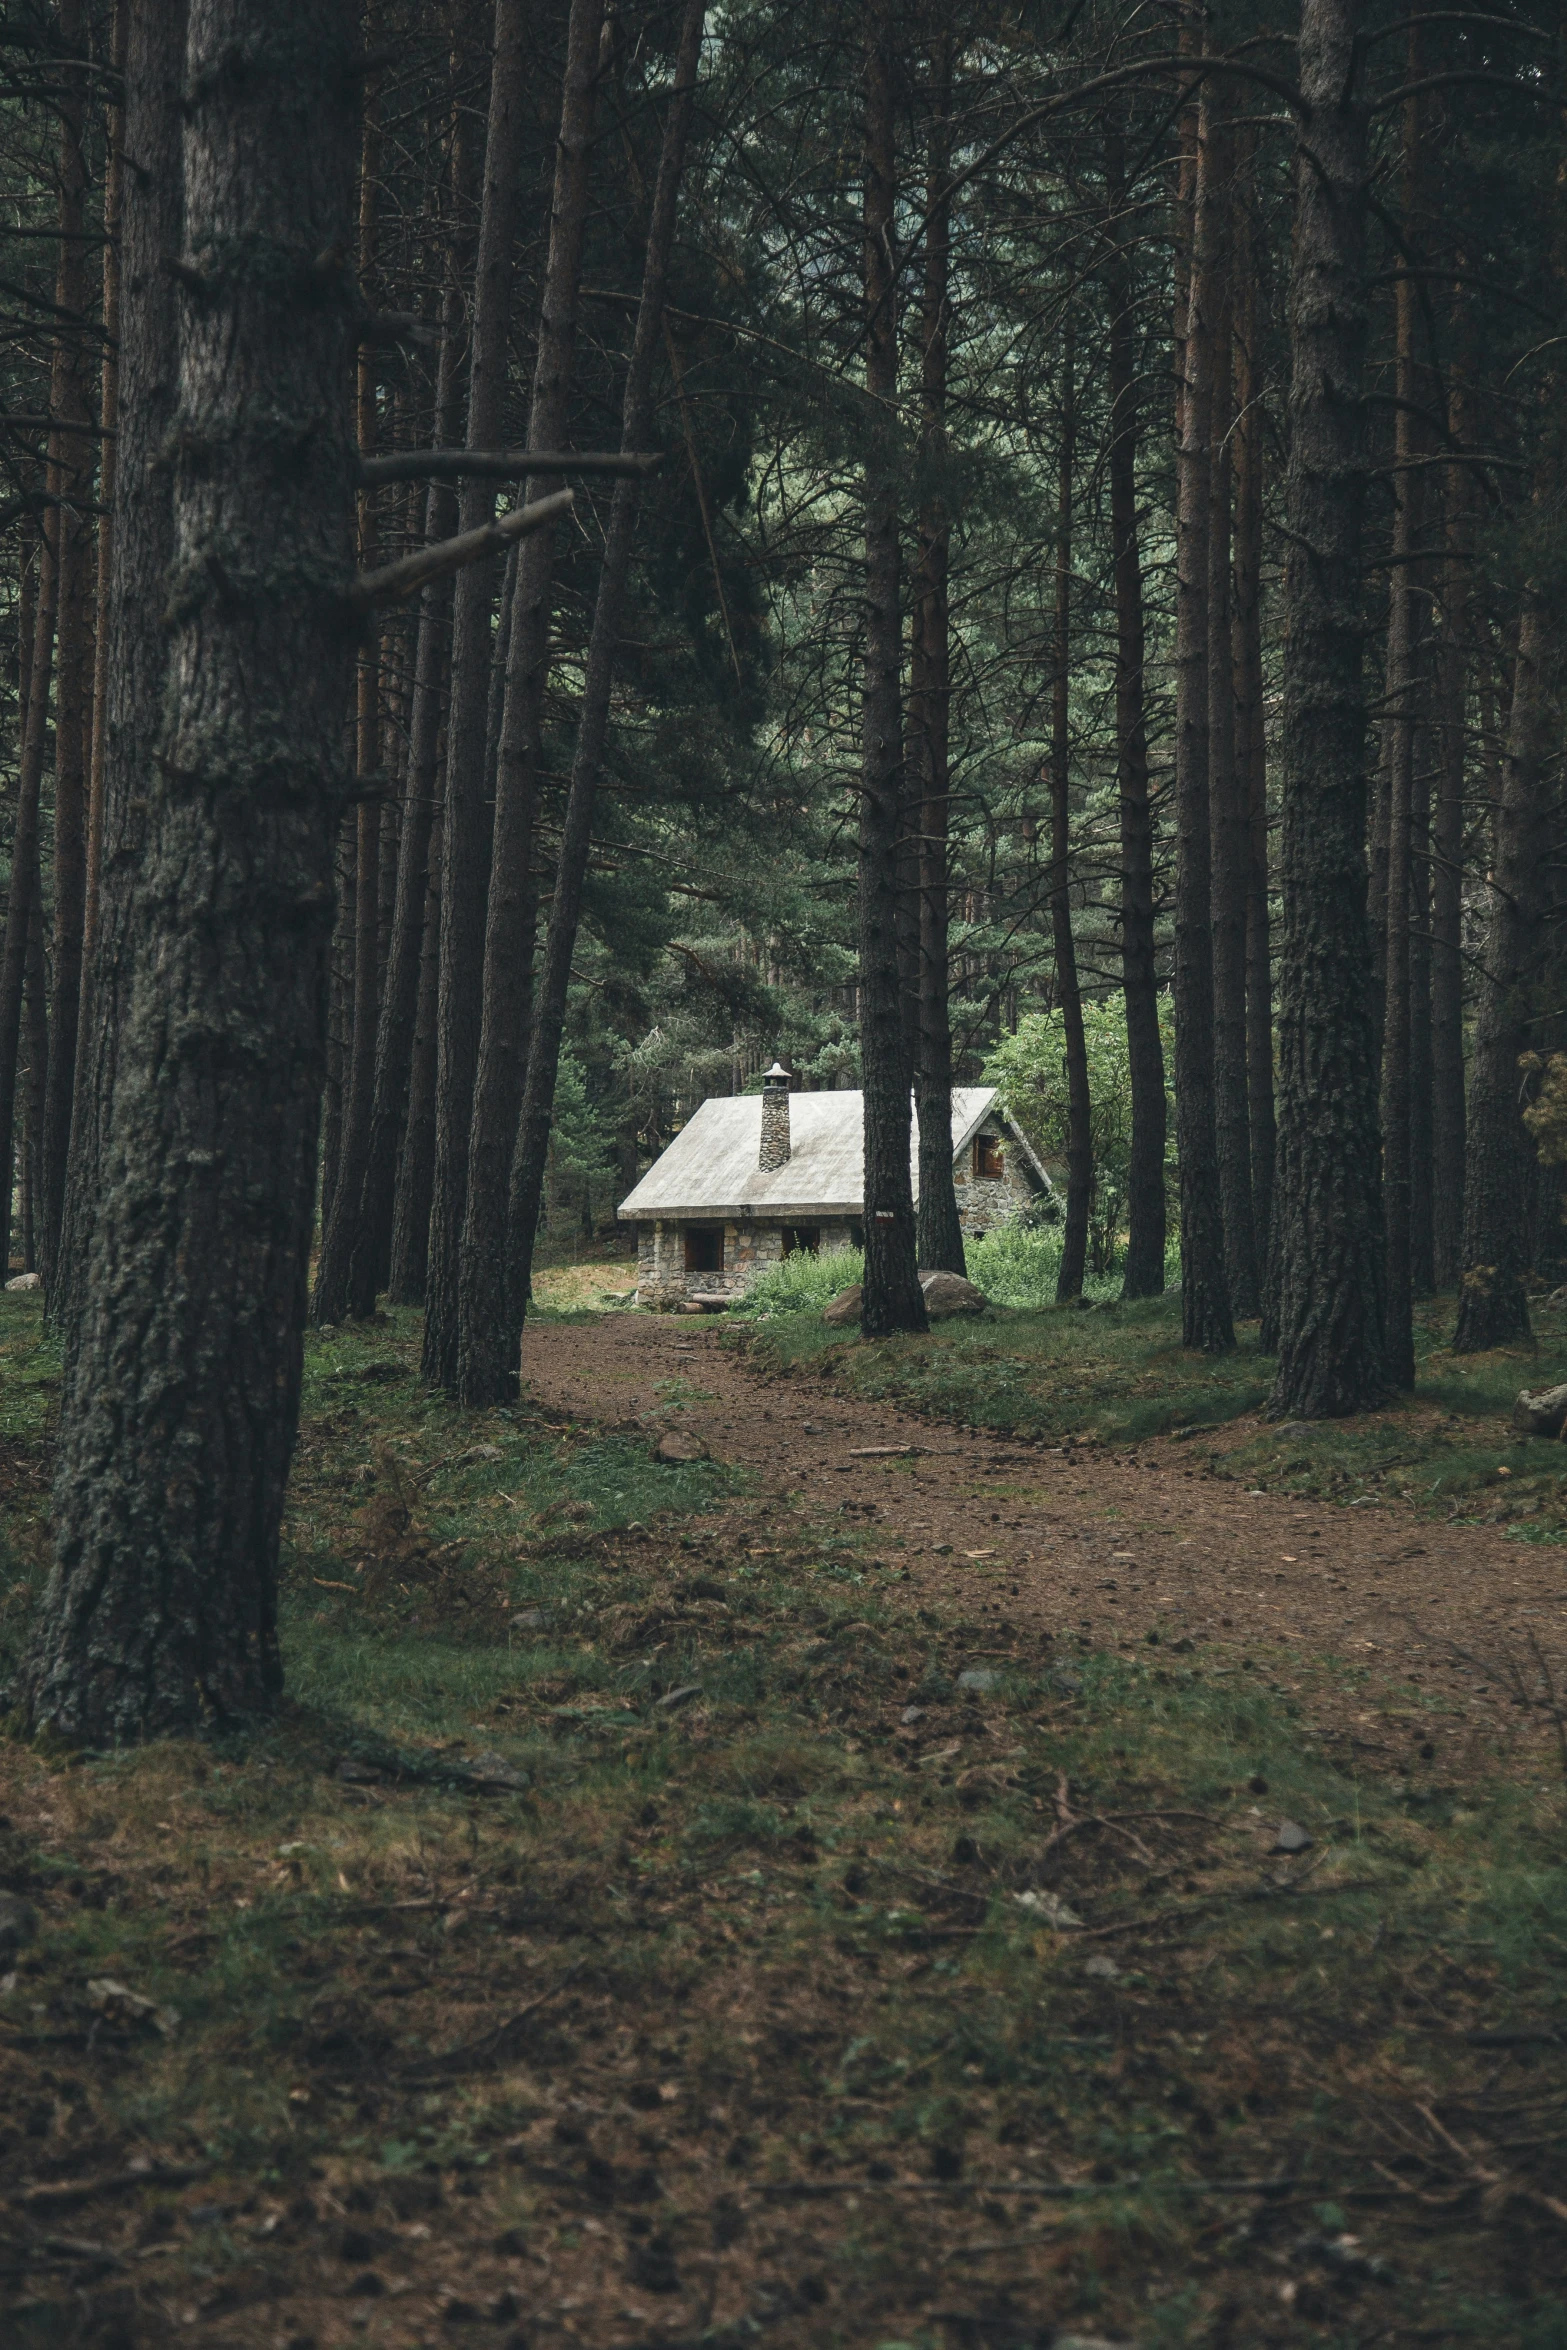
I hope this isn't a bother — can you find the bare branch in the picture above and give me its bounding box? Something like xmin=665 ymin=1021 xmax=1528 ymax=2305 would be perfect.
xmin=347 ymin=488 xmax=575 ymax=612
xmin=357 ymin=447 xmax=664 ymax=486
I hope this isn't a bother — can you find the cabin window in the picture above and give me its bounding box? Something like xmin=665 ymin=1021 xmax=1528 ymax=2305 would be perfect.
xmin=683 ymin=1227 xmax=723 ymax=1273
xmin=783 ymin=1226 xmax=820 ymax=1256
xmin=973 ymin=1134 xmax=1005 ymax=1181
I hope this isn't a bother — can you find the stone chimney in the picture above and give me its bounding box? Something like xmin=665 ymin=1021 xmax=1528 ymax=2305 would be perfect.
xmin=759 ymin=1061 xmax=791 ymax=1171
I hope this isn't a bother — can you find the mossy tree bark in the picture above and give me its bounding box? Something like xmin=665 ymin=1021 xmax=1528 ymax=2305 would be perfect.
xmin=1268 ymin=0 xmax=1389 ymax=1419
xmin=52 ymin=0 xmax=187 ymax=1360
xmin=22 ymin=0 xmax=357 ymax=1743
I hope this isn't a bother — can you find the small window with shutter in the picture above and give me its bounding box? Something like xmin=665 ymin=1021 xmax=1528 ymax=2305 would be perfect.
xmin=973 ymin=1134 xmax=1005 ymax=1180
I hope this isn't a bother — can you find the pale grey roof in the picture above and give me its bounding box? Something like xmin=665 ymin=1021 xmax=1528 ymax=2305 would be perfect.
xmin=617 ymin=1086 xmax=1048 ymax=1221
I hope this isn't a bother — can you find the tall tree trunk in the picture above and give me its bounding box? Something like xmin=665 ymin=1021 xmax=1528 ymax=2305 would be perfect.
xmin=389 ymin=798 xmax=444 ymax=1302
xmin=1205 ymin=101 xmax=1258 ymax=1318
xmin=1431 ymin=305 xmax=1470 ymax=1289
xmin=311 ymin=51 xmax=385 ymax=1322
xmin=1453 ymin=588 xmax=1560 ymax=1350
xmin=912 ymin=27 xmax=964 ymax=1277
xmin=1173 ymin=79 xmax=1233 ymax=1354
xmin=22 ymin=0 xmax=357 ymax=1743
xmin=1105 ymin=118 xmax=1165 ymax=1300
xmin=1269 ymin=0 xmax=1387 ymax=1417
xmin=456 ymin=0 xmax=605 ymax=1402
xmin=82 ymin=0 xmax=126 ymax=977
xmin=504 ymin=0 xmax=709 ymax=1364
xmin=1232 ymin=122 xmax=1273 ymax=1270
xmin=1409 ymin=661 xmax=1435 ymax=1295
xmin=0 ymin=530 xmax=57 ymax=1278
xmin=1050 ymin=315 xmax=1091 ymax=1305
xmin=52 ymin=0 xmax=187 ymax=1362
xmin=1378 ymin=56 xmax=1426 ymax=1388
xmin=422 ymin=0 xmax=530 ymax=1391
xmin=856 ymin=0 xmax=927 ymax=1340
xmin=351 ymin=87 xmax=476 ymax=1318
xmin=39 ymin=0 xmax=95 ymax=1290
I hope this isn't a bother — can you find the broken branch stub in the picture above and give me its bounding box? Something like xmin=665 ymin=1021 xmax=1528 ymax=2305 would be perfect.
xmin=347 ymin=487 xmax=575 ymax=611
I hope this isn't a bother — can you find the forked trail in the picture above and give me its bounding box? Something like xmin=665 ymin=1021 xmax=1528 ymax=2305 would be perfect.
xmin=522 ymin=1311 xmax=1567 ymax=1767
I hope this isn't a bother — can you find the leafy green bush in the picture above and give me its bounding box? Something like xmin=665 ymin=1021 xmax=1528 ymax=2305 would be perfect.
xmin=736 ymin=1243 xmax=862 ymax=1318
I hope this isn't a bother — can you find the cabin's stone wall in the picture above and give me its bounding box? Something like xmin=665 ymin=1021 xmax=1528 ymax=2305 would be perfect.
xmin=634 ymin=1218 xmax=859 ymax=1307
xmin=950 ymin=1130 xmax=1038 ymax=1240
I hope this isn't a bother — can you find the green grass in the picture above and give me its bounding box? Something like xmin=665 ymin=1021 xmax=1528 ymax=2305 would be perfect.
xmin=5 ymin=1290 xmax=1567 ymax=2339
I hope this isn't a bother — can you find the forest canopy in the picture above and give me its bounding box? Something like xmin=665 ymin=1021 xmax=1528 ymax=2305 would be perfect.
xmin=0 ymin=0 xmax=1563 ymax=1740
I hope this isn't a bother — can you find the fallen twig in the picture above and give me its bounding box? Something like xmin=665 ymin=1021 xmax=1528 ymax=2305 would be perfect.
xmin=401 ymin=1963 xmax=584 ymax=2081
xmin=17 ymin=2162 xmax=207 ymax=2212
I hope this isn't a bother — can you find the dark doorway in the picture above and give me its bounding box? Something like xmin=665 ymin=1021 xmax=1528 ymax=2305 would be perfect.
xmin=684 ymin=1227 xmax=723 ymax=1274
xmin=782 ymin=1226 xmax=820 ymax=1256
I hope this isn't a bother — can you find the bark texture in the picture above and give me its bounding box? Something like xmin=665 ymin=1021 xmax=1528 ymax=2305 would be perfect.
xmin=1105 ymin=119 xmax=1165 ymax=1300
xmin=456 ymin=0 xmax=605 ymax=1403
xmin=1050 ymin=318 xmax=1090 ymax=1305
xmin=1268 ymin=0 xmax=1388 ymax=1418
xmin=421 ymin=0 xmax=529 ymax=1392
xmin=22 ymin=0 xmax=356 ymax=1742
xmin=911 ymin=30 xmax=964 ymax=1277
xmin=1172 ymin=81 xmax=1233 ymax=1354
xmin=857 ymin=0 xmax=927 ymax=1340
xmin=503 ymin=0 xmax=709 ymax=1369
xmin=53 ymin=0 xmax=187 ymax=1355
xmin=1452 ymin=588 xmax=1559 ymax=1350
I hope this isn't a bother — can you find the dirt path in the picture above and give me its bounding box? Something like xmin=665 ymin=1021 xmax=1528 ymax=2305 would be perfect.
xmin=520 ymin=1310 xmax=1567 ymax=1767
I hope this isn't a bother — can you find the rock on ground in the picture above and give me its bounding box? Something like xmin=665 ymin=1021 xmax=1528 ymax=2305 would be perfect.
xmin=1513 ymin=1381 xmax=1567 ymax=1439
xmin=4 ymin=1271 xmax=41 ymax=1293
xmin=822 ymin=1283 xmax=862 ymax=1326
xmin=919 ymin=1269 xmax=987 ymax=1317
xmin=652 ymin=1429 xmax=709 ymax=1464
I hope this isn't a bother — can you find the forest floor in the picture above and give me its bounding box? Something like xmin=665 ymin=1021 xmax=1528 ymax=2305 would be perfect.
xmin=1 ymin=1283 xmax=1566 ymax=2350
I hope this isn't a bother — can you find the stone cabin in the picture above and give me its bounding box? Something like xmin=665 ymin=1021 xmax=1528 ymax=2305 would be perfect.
xmin=618 ymin=1064 xmax=1053 ymax=1308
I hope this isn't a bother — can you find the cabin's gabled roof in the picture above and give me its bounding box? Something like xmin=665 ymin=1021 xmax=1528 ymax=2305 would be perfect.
xmin=616 ymin=1086 xmax=1048 ymax=1221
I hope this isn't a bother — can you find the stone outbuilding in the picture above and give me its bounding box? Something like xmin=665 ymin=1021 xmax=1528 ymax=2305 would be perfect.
xmin=618 ymin=1064 xmax=1052 ymax=1308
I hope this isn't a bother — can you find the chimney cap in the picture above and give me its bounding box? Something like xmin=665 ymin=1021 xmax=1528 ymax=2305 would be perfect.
xmin=763 ymin=1060 xmax=790 ymax=1083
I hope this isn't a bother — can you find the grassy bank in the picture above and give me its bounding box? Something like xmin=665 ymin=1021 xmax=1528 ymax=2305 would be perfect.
xmin=737 ymin=1274 xmax=1567 ymax=1539
xmin=2 ymin=1292 xmax=1566 ymax=2345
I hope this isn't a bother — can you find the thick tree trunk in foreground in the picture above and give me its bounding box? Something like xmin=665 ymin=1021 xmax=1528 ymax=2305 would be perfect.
xmin=1106 ymin=120 xmax=1165 ymax=1300
xmin=1173 ymin=82 xmax=1233 ymax=1354
xmin=912 ymin=28 xmax=964 ymax=1278
xmin=0 ymin=536 xmax=55 ymax=1276
xmin=422 ymin=0 xmax=529 ymax=1392
xmin=1050 ymin=319 xmax=1090 ymax=1305
xmin=1453 ymin=588 xmax=1558 ymax=1351
xmin=23 ymin=0 xmax=355 ymax=1743
xmin=504 ymin=0 xmax=709 ymax=1369
xmin=457 ymin=0 xmax=605 ymax=1403
xmin=857 ymin=0 xmax=927 ymax=1340
xmin=1269 ymin=0 xmax=1388 ymax=1418
xmin=53 ymin=0 xmax=187 ymax=1358
xmin=39 ymin=0 xmax=95 ymax=1291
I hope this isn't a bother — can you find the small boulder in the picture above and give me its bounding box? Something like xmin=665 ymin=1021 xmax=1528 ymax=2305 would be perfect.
xmin=652 ymin=1429 xmax=709 ymax=1465
xmin=822 ymin=1283 xmax=862 ymax=1327
xmin=1513 ymin=1381 xmax=1567 ymax=1438
xmin=918 ymin=1269 xmax=987 ymax=1317
xmin=3 ymin=1271 xmax=41 ymax=1293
